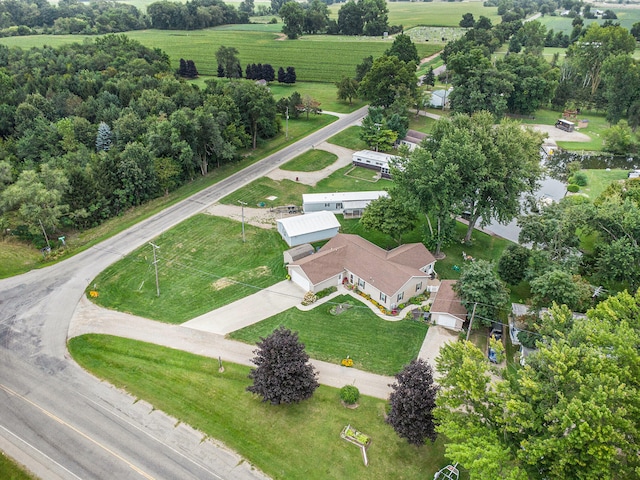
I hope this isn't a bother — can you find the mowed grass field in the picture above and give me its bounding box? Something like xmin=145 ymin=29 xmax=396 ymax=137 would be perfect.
xmin=0 ymin=27 xmax=441 ymax=83
xmin=229 ymin=294 xmax=429 ymax=376
xmin=90 ymin=214 xmax=288 ymax=323
xmin=69 ymin=335 xmax=462 ymax=480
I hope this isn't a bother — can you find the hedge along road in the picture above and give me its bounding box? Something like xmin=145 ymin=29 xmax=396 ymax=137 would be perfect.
xmin=0 ymin=106 xmax=368 ymax=480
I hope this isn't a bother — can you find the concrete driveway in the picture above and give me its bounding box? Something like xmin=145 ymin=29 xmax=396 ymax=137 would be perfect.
xmin=182 ymin=280 xmax=303 ymax=335
xmin=417 ymin=325 xmax=460 ymax=376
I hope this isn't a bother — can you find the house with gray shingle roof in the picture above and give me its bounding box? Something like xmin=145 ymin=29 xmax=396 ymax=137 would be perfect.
xmin=287 ymin=234 xmax=437 ymax=310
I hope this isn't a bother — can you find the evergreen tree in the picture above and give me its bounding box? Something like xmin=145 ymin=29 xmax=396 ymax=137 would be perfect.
xmin=284 ymin=66 xmax=296 ymax=84
xmin=245 ymin=63 xmax=254 ymax=79
xmin=247 ymin=326 xmax=319 ymax=405
xmin=387 ymin=359 xmax=439 ymax=445
xmin=185 ymin=60 xmax=198 ymax=78
xmin=217 ymin=63 xmax=225 ymax=78
xmin=178 ymin=58 xmax=187 ymax=77
xmin=256 ymin=63 xmax=264 ymax=80
xmin=95 ymin=121 xmax=112 ymax=152
xmin=277 ymin=66 xmax=286 ymax=83
xmin=423 ymin=67 xmax=435 ymax=87
xmin=263 ymin=64 xmax=275 ymax=82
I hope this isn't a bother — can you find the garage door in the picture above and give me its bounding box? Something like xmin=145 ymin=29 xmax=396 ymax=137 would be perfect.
xmin=290 ymin=269 xmax=310 ymax=292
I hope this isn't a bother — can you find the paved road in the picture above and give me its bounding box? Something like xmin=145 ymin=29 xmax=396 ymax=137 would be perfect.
xmin=0 ymin=107 xmax=368 ymax=479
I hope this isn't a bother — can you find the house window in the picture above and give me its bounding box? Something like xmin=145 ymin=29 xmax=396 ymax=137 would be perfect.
xmin=324 ymin=203 xmax=331 ymax=207
xmin=397 ymin=292 xmax=404 ymax=302
xmin=358 ymin=278 xmax=365 ymax=289
xmin=380 ymin=292 xmax=387 ymax=303
xmin=416 ymin=282 xmax=422 ymax=292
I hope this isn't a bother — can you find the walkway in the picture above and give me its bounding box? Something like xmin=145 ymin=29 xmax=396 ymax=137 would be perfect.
xmin=69 ymin=296 xmax=395 ymax=399
xmin=182 ymin=280 xmax=302 ymax=335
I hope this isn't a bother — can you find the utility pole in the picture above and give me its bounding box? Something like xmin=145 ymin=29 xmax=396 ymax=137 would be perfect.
xmin=466 ymin=302 xmax=477 ymax=341
xmin=238 ymin=200 xmax=247 ymax=243
xmin=149 ymin=242 xmax=160 ymax=297
xmin=285 ymin=106 xmax=289 ymax=139
xmin=38 ymin=219 xmax=51 ymax=250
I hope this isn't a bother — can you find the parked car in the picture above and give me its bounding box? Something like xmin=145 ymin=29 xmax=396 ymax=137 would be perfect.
xmin=488 ymin=347 xmax=498 ymax=363
xmin=489 ymin=323 xmax=503 ymax=341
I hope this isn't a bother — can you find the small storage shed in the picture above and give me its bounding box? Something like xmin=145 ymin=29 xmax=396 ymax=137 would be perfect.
xmin=430 ymin=280 xmax=467 ymax=331
xmin=302 ymin=191 xmax=388 ymax=215
xmin=276 ymin=211 xmax=340 ymax=247
xmin=352 ymin=150 xmax=396 ymax=178
xmin=430 ymin=88 xmax=452 ymax=108
xmin=283 ymin=244 xmax=314 ymax=264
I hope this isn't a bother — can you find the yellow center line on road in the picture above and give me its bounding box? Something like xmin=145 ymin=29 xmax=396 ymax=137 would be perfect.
xmin=0 ymin=383 xmax=155 ymax=480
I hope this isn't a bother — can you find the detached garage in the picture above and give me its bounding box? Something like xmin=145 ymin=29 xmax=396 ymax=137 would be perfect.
xmin=276 ymin=211 xmax=341 ymax=247
xmin=430 ymin=280 xmax=467 ymax=331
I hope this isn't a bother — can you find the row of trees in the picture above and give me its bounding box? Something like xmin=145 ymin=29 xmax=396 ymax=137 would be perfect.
xmin=0 ymin=0 xmax=148 ymax=36
xmin=278 ymin=0 xmax=401 ymax=39
xmin=0 ymin=35 xmax=280 ymax=243
xmin=215 ymin=45 xmax=297 ymax=83
xmin=147 ymin=0 xmax=249 ymax=30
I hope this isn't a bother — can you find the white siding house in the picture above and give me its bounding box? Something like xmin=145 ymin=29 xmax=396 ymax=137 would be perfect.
xmin=287 ymin=234 xmax=437 ymax=309
xmin=302 ymin=191 xmax=388 ymax=216
xmin=276 ymin=211 xmax=340 ymax=247
xmin=352 ymin=150 xmax=396 ymax=178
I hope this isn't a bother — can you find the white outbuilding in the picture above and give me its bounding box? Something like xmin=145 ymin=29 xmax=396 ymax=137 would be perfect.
xmin=351 ymin=150 xmax=396 ymax=178
xmin=302 ymin=191 xmax=388 ymax=217
xmin=276 ymin=211 xmax=341 ymax=247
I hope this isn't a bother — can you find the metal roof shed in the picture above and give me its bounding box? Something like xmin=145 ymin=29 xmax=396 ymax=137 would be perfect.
xmin=276 ymin=211 xmax=341 ymax=247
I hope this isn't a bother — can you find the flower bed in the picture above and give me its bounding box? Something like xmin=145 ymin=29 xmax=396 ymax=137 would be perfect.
xmin=341 ymin=424 xmax=371 ymax=448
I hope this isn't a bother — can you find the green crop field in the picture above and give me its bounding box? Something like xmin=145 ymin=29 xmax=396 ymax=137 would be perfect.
xmin=537 ymin=7 xmax=640 ymax=33
xmin=0 ymin=28 xmax=441 ymax=83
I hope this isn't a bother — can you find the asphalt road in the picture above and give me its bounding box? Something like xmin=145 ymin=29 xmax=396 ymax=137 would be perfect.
xmin=0 ymin=106 xmax=368 ymax=480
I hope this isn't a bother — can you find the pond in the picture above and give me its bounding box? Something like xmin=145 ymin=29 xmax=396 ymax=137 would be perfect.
xmin=547 ymin=151 xmax=640 ymax=180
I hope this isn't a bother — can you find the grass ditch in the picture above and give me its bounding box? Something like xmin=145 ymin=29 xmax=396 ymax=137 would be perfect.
xmin=68 ymin=334 xmax=460 ymax=480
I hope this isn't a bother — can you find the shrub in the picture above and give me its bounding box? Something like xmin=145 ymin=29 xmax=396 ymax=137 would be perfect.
xmin=570 ymin=171 xmax=588 ymax=186
xmin=518 ymin=330 xmax=539 ymax=349
xmin=567 ymin=184 xmax=579 ymax=193
xmin=316 ymin=286 xmax=337 ymax=299
xmin=340 ymin=385 xmax=360 ymax=405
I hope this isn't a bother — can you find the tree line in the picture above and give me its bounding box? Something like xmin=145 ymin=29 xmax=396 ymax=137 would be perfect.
xmin=0 ymin=0 xmax=148 ymax=36
xmin=0 ymin=35 xmax=280 ymax=246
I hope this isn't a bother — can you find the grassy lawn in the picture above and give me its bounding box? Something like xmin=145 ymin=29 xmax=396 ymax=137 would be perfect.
xmin=0 ymin=238 xmax=42 ymax=279
xmin=90 ymin=215 xmax=287 ymax=323
xmin=520 ymin=108 xmax=610 ymax=151
xmin=229 ymin=295 xmax=428 ymax=376
xmin=69 ymin=334 xmax=461 ymax=480
xmin=221 ymin=165 xmax=393 ymax=208
xmin=328 ymin=126 xmax=369 ymax=150
xmin=579 ymin=169 xmax=628 ymax=200
xmin=280 ymin=150 xmax=338 ymax=172
xmin=537 ymin=8 xmax=640 ymax=33
xmin=269 ymin=82 xmax=365 ymax=114
xmin=408 ymin=113 xmax=438 ymax=134
xmin=0 ymin=453 xmax=36 ymax=480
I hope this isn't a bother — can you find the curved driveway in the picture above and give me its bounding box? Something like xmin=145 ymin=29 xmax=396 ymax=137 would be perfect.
xmin=0 ymin=107 xmax=367 ymax=479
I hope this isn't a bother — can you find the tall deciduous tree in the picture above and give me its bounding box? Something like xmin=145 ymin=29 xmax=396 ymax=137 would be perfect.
xmin=358 ymin=55 xmax=417 ymax=108
xmin=335 ymin=76 xmax=358 ymax=105
xmin=385 ymin=33 xmax=419 ymax=64
xmin=215 ymin=45 xmax=241 ymax=79
xmin=387 ymin=359 xmax=439 ymax=445
xmin=228 ymin=82 xmax=279 ymax=149
xmin=454 ymin=259 xmax=510 ymax=327
xmin=360 ymin=194 xmax=417 ymax=245
xmin=247 ymin=326 xmax=319 ymax=405
xmin=279 ymin=1 xmax=304 ymax=39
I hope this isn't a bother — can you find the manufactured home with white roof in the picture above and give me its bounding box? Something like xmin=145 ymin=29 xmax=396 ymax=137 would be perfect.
xmin=302 ymin=191 xmax=388 ymax=217
xmin=352 ymin=150 xmax=396 ymax=178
